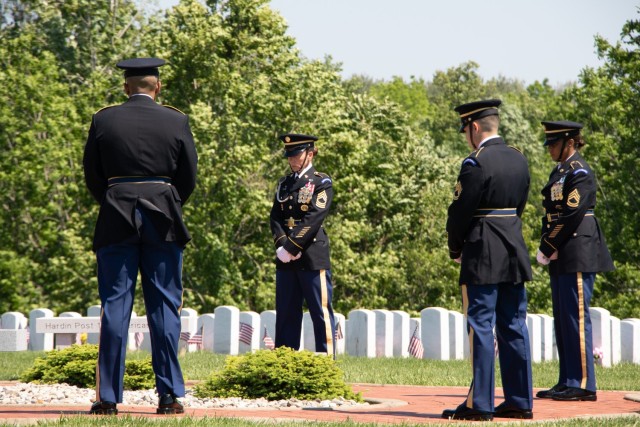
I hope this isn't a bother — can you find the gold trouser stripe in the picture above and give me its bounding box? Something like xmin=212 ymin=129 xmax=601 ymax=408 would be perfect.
xmin=461 ymin=284 xmax=474 ymax=407
xmin=320 ymin=270 xmax=334 ymax=356
xmin=95 ymin=306 xmax=103 ymax=402
xmin=577 ymin=272 xmax=587 ymax=389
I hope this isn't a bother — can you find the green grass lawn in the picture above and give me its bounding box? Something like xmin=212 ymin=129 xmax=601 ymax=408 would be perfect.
xmin=3 ymin=350 xmax=639 ymax=391
xmin=1 ymin=350 xmax=639 ymax=427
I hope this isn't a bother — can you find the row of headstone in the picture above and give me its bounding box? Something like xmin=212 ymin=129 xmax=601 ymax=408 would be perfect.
xmin=0 ymin=306 xmax=639 ymax=365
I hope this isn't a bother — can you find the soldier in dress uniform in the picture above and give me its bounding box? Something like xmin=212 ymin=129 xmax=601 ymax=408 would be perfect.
xmin=269 ymin=133 xmax=336 ymax=356
xmin=442 ymin=100 xmax=534 ymax=421
xmin=83 ymin=58 xmax=198 ymax=415
xmin=535 ymin=121 xmax=614 ymax=401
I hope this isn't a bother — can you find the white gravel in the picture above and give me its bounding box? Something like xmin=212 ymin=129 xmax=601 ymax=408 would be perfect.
xmin=0 ymin=383 xmax=367 ymax=409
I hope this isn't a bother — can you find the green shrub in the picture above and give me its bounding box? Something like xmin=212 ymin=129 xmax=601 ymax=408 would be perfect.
xmin=194 ymin=347 xmax=363 ymax=401
xmin=123 ymin=358 xmax=155 ymax=390
xmin=20 ymin=344 xmax=154 ymax=390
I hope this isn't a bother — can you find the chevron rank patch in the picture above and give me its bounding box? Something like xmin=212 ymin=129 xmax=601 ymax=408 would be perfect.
xmin=567 ymin=188 xmax=580 ymax=208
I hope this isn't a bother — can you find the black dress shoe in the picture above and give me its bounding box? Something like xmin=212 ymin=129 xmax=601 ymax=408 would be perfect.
xmin=157 ymin=393 xmax=184 ymax=414
xmin=89 ymin=400 xmax=118 ymax=415
xmin=441 ymin=403 xmax=493 ymax=421
xmin=536 ymin=384 xmax=567 ymax=398
xmin=552 ymin=387 xmax=597 ymax=401
xmin=494 ymin=402 xmax=533 ymax=419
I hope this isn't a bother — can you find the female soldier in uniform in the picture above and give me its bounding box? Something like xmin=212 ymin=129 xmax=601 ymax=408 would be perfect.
xmin=269 ymin=133 xmax=335 ymax=357
xmin=536 ymin=121 xmax=614 ymax=401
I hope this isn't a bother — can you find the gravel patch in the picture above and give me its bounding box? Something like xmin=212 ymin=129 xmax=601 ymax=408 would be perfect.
xmin=0 ymin=383 xmax=367 ymax=409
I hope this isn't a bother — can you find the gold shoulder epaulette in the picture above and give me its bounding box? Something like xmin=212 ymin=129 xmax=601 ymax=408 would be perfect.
xmin=163 ymin=105 xmax=186 ymax=115
xmin=314 ymin=171 xmax=330 ymax=178
xmin=472 ymin=147 xmax=485 ymax=158
xmin=570 ymin=160 xmax=584 ymax=169
xmin=94 ymin=104 xmax=118 ymax=114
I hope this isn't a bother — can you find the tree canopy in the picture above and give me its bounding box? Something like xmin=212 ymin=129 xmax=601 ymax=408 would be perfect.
xmin=0 ymin=0 xmax=637 ymax=318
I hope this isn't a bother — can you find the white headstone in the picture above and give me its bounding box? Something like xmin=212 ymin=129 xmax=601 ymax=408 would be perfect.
xmin=180 ymin=308 xmax=199 ymax=353
xmin=198 ymin=313 xmax=215 ymax=352
xmin=86 ymin=305 xmax=101 ymax=345
xmin=30 ymin=308 xmax=54 ymax=351
xmin=610 ymin=316 xmax=621 ymax=365
xmin=1 ymin=312 xmax=27 ymax=329
xmin=526 ymin=314 xmax=542 ymax=363
xmin=591 ymin=307 xmax=611 ymax=367
xmin=0 ymin=330 xmax=28 ymax=351
xmin=302 ymin=312 xmax=314 ymax=351
xmin=448 ymin=311 xmax=465 ymax=360
xmin=334 ymin=313 xmax=346 ymax=355
xmin=620 ymin=319 xmax=640 ymax=364
xmin=238 ymin=311 xmax=260 ymax=353
xmin=345 ymin=309 xmax=375 ymax=357
xmin=0 ymin=312 xmax=28 ymax=351
xmin=537 ymin=314 xmax=554 ymax=361
xmin=373 ymin=309 xmax=394 ymax=357
xmin=56 ymin=312 xmax=81 ymax=349
xmin=421 ymin=307 xmax=449 ymax=360
xmin=214 ymin=306 xmax=238 ymax=355
xmin=391 ymin=310 xmax=410 ymax=358
xmin=260 ymin=310 xmax=276 ymax=350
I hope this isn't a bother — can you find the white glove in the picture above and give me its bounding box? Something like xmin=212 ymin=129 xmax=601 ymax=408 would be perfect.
xmin=276 ymin=246 xmax=293 ymax=263
xmin=454 ymin=257 xmax=461 ymax=264
xmin=536 ymin=250 xmax=550 ymax=266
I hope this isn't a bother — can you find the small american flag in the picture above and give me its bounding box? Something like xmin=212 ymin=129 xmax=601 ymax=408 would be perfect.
xmin=188 ymin=330 xmax=203 ymax=350
xmin=408 ymin=324 xmax=424 ymax=359
xmin=334 ymin=321 xmax=344 ymax=341
xmin=179 ymin=331 xmax=191 ymax=342
xmin=134 ymin=332 xmax=144 ymax=349
xmin=239 ymin=322 xmax=254 ymax=345
xmin=262 ymin=327 xmax=275 ymax=350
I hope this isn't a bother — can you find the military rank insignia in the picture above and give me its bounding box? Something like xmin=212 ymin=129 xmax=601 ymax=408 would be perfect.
xmin=567 ymin=188 xmax=580 ymax=208
xmin=550 ymin=176 xmax=565 ymax=202
xmin=298 ymin=182 xmax=315 ymax=204
xmin=453 ymin=181 xmax=462 ymax=200
xmin=315 ymin=190 xmax=328 ymax=209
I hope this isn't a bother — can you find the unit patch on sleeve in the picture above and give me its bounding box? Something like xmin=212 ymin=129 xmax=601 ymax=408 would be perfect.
xmin=453 ymin=181 xmax=462 ymax=200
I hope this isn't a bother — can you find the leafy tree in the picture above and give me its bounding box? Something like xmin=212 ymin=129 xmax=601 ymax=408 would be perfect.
xmin=566 ymin=16 xmax=640 ymax=317
xmin=0 ymin=0 xmax=636 ymax=321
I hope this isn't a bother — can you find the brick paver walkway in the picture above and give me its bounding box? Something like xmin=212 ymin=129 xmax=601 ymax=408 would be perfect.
xmin=1 ymin=384 xmax=639 ymax=424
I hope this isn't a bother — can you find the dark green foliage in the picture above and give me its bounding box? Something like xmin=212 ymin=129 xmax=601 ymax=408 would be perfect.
xmin=19 ymin=344 xmax=154 ymax=390
xmin=194 ymin=347 xmax=362 ymax=401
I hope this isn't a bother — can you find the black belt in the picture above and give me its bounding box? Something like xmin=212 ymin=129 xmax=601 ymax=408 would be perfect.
xmin=547 ymin=209 xmax=594 ymax=222
xmin=108 ymin=176 xmax=172 ymax=186
xmin=473 ymin=208 xmax=517 ymax=218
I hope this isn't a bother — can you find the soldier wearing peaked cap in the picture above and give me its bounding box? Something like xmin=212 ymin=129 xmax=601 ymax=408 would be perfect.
xmin=83 ymin=57 xmax=197 ymax=415
xmin=269 ymin=133 xmax=336 ymax=357
xmin=442 ymin=100 xmax=534 ymax=421
xmin=535 ymin=121 xmax=614 ymax=402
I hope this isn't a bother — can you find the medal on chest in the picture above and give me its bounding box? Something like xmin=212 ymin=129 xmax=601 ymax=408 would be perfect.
xmin=298 ymin=181 xmax=315 ymax=204
xmin=550 ymin=176 xmax=565 ymax=202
